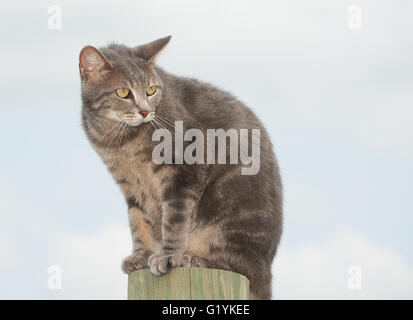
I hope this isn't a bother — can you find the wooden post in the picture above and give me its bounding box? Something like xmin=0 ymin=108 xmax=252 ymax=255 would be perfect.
xmin=128 ymin=267 xmax=250 ymax=300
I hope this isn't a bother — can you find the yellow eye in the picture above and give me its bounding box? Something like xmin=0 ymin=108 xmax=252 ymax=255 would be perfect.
xmin=146 ymin=85 xmax=157 ymax=96
xmin=116 ymin=88 xmax=130 ymax=99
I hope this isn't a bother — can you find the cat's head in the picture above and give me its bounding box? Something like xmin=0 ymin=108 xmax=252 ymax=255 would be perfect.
xmin=79 ymin=36 xmax=171 ymax=128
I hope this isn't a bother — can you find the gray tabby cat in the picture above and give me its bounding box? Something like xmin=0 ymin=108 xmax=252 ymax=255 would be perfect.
xmin=79 ymin=36 xmax=282 ymax=300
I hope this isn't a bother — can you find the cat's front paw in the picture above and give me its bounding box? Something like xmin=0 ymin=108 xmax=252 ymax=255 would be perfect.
xmin=182 ymin=254 xmax=209 ymax=268
xmin=121 ymin=253 xmax=149 ymax=274
xmin=148 ymin=252 xmax=183 ymax=276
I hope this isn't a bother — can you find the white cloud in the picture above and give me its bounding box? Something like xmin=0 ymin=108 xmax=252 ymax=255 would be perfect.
xmin=51 ymin=224 xmax=131 ymax=299
xmin=273 ymin=231 xmax=413 ymax=299
xmin=51 ymin=226 xmax=413 ymax=300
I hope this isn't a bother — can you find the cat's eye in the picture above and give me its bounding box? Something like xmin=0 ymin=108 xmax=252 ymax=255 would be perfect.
xmin=146 ymin=85 xmax=157 ymax=96
xmin=116 ymin=88 xmax=131 ymax=99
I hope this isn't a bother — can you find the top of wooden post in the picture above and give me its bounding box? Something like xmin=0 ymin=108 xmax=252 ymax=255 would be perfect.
xmin=128 ymin=267 xmax=250 ymax=300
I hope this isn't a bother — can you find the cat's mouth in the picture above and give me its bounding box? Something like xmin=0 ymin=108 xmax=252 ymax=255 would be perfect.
xmin=121 ymin=112 xmax=155 ymax=126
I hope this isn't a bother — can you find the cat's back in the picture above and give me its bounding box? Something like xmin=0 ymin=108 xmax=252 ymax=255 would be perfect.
xmin=156 ymin=68 xmax=268 ymax=131
xmin=157 ymin=66 xmax=282 ymax=205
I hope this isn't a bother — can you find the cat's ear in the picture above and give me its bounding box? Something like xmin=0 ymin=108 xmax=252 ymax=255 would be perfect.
xmin=79 ymin=46 xmax=112 ymax=82
xmin=134 ymin=35 xmax=171 ymax=66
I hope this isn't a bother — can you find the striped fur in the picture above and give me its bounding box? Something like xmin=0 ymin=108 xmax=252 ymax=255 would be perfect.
xmin=79 ymin=37 xmax=282 ymax=299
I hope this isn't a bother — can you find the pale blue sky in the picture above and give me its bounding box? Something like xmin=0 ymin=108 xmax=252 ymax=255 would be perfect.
xmin=0 ymin=0 xmax=412 ymax=299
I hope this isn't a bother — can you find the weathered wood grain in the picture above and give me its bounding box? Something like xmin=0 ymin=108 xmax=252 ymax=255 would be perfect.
xmin=128 ymin=267 xmax=249 ymax=300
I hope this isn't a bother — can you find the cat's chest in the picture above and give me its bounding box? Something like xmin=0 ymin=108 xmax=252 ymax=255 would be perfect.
xmin=104 ymin=149 xmax=168 ymax=215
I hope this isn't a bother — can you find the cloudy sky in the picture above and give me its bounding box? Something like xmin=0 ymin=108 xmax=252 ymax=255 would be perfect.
xmin=0 ymin=0 xmax=412 ymax=299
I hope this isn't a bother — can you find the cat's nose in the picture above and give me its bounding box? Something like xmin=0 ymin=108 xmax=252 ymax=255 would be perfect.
xmin=139 ymin=111 xmax=149 ymax=118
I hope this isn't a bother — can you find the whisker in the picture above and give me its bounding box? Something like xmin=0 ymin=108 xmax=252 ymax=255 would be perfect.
xmin=151 ymin=121 xmax=172 ymax=145
xmin=156 ymin=115 xmax=180 ymax=128
xmin=121 ymin=124 xmax=129 ymax=147
xmin=154 ymin=117 xmax=175 ymax=131
xmin=152 ymin=120 xmax=169 ymax=138
xmin=152 ymin=120 xmax=173 ymax=146
xmin=105 ymin=121 xmax=124 ymax=155
xmin=150 ymin=121 xmax=158 ymax=133
xmin=153 ymin=119 xmax=175 ymax=139
xmin=153 ymin=122 xmax=173 ymax=140
xmin=96 ymin=120 xmax=122 ymax=143
xmin=153 ymin=117 xmax=180 ymax=138
xmin=155 ymin=116 xmax=184 ymax=134
xmin=117 ymin=123 xmax=128 ymax=149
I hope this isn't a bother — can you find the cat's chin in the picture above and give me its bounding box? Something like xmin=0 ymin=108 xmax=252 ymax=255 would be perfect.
xmin=126 ymin=120 xmax=144 ymax=127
